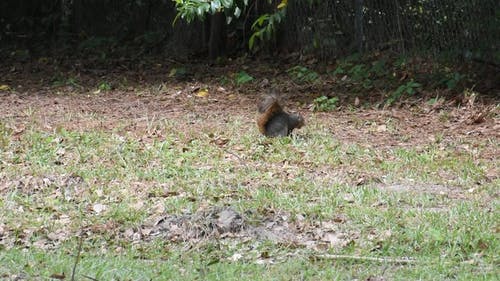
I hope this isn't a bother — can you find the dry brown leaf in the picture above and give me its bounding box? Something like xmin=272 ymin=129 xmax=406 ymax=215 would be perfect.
xmin=131 ymin=201 xmax=145 ymax=210
xmin=124 ymin=228 xmax=135 ymax=238
xmin=49 ymin=273 xmax=66 ymax=280
xmin=229 ymin=253 xmax=243 ymax=261
xmin=376 ymin=124 xmax=387 ymax=132
xmin=322 ymin=232 xmax=346 ymax=247
xmin=333 ymin=215 xmax=347 ymax=223
xmin=33 ymin=238 xmax=50 ymax=249
xmin=92 ymin=203 xmax=107 ymax=214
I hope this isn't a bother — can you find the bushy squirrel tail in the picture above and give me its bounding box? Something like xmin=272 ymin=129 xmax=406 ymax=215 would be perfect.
xmin=257 ymin=95 xmax=283 ymax=134
xmin=258 ymin=95 xmax=281 ymax=113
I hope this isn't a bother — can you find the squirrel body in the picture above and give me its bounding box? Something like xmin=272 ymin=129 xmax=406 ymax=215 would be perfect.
xmin=257 ymin=96 xmax=304 ymax=137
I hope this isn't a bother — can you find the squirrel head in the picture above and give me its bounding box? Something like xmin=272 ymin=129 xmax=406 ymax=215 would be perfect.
xmin=289 ymin=113 xmax=305 ymax=129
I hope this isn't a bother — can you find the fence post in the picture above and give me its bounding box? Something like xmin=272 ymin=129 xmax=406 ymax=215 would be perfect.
xmin=354 ymin=0 xmax=364 ymax=53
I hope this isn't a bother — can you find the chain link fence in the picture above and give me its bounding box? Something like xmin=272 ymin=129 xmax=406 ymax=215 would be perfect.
xmin=283 ymin=0 xmax=499 ymax=62
xmin=1 ymin=0 xmax=498 ymax=62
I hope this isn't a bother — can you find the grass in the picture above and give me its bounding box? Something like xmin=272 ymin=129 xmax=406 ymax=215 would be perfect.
xmin=0 ymin=112 xmax=498 ymax=280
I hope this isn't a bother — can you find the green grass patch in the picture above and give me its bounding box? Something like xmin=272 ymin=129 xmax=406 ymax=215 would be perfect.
xmin=0 ymin=116 xmax=498 ymax=280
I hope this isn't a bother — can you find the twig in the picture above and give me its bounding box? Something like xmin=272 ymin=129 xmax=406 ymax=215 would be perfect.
xmin=222 ymin=148 xmax=249 ymax=169
xmin=225 ymin=149 xmax=248 ymax=165
xmin=313 ymin=254 xmax=416 ymax=264
xmin=71 ymin=234 xmax=84 ymax=281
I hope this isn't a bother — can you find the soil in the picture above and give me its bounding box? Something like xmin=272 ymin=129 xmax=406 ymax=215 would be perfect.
xmin=2 ymin=61 xmax=498 ymax=149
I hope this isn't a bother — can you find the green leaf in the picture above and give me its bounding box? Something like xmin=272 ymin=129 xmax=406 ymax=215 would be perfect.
xmin=235 ymin=71 xmax=254 ymax=85
xmin=249 ymin=34 xmax=256 ymax=50
xmin=234 ymin=6 xmax=241 ymax=18
xmin=313 ymin=96 xmax=339 ymax=111
xmin=210 ymin=1 xmax=220 ymax=13
xmin=277 ymin=1 xmax=287 ymax=9
xmin=252 ymin=14 xmax=269 ymax=29
xmin=220 ymin=0 xmax=233 ymax=8
xmin=332 ymin=66 xmax=345 ymax=75
xmin=287 ymin=66 xmax=319 ymax=84
xmin=196 ymin=6 xmax=204 ymax=16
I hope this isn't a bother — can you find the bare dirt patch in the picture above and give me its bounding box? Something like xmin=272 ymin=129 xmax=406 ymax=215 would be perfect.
xmin=134 ymin=206 xmax=357 ymax=253
xmin=377 ymin=183 xmax=469 ymax=199
xmin=1 ymin=88 xmax=498 ymax=147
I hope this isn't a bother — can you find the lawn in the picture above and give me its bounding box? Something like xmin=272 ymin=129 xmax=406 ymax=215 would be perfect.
xmin=0 ymin=67 xmax=498 ymax=280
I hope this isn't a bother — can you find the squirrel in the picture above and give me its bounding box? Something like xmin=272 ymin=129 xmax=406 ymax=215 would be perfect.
xmin=257 ymin=95 xmax=304 ymax=137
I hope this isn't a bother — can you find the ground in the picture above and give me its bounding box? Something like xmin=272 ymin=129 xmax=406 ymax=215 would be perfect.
xmin=0 ymin=60 xmax=498 ymax=280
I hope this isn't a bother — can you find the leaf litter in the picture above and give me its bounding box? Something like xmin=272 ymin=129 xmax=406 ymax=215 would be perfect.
xmin=139 ymin=206 xmax=356 ymax=253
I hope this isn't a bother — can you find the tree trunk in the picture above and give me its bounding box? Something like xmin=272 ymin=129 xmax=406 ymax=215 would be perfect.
xmin=208 ymin=12 xmax=226 ymax=60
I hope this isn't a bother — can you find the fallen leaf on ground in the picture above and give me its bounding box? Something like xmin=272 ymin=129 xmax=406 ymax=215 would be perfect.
xmin=49 ymin=273 xmax=65 ymax=280
xmin=92 ymin=203 xmax=107 ymax=214
xmin=0 ymin=85 xmax=10 ymax=91
xmin=196 ymin=89 xmax=209 ymax=97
